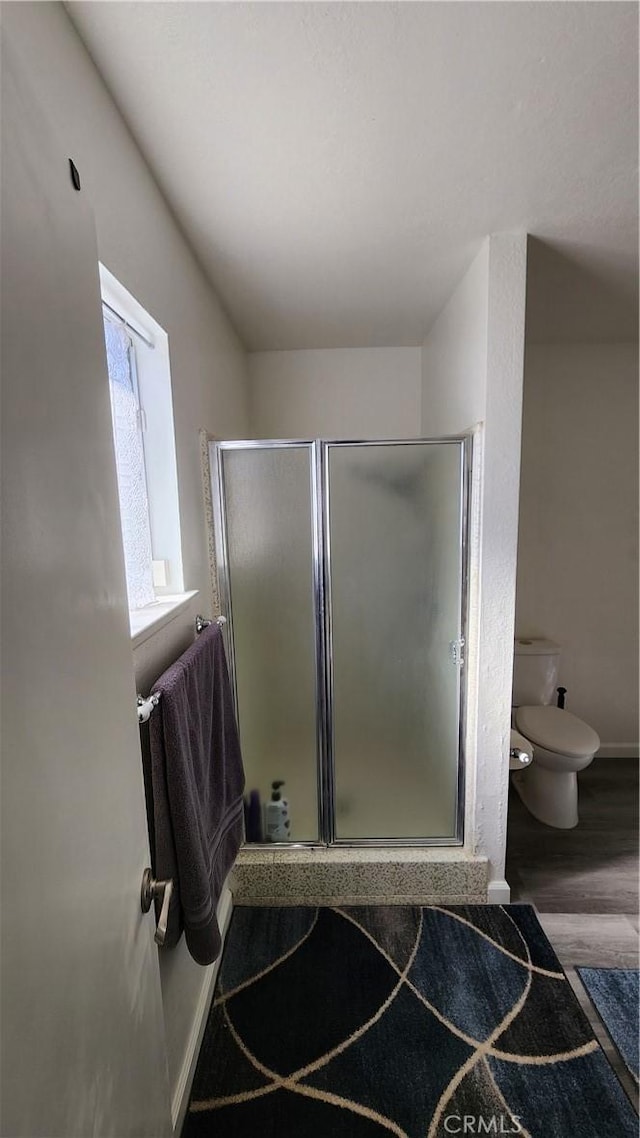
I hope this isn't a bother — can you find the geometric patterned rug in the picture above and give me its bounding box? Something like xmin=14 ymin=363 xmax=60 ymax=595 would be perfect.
xmin=182 ymin=905 xmax=638 ymax=1137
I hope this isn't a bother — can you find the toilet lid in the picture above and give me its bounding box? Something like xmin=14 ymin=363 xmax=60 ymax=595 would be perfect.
xmin=515 ymin=706 xmax=600 ymax=758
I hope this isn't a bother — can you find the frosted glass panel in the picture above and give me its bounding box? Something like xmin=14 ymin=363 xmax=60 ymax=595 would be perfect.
xmin=221 ymin=446 xmax=318 ymax=842
xmin=327 ymin=442 xmax=463 ymax=840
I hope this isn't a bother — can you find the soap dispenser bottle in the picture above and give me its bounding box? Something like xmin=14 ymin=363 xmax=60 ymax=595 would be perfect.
xmin=265 ymin=780 xmax=290 ymax=842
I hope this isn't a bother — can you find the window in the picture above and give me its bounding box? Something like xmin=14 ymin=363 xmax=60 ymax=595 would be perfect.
xmin=103 ymin=315 xmax=155 ymax=607
xmin=100 ymin=265 xmax=184 ymax=617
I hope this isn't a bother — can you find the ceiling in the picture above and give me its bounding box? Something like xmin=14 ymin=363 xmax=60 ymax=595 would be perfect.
xmin=67 ymin=2 xmax=638 ymax=350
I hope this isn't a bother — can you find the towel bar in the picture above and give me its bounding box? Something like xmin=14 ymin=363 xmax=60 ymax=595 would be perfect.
xmin=137 ymin=692 xmax=161 ymax=724
xmin=196 ymin=613 xmax=226 ymax=634
xmin=136 ymin=614 xmax=226 ymax=722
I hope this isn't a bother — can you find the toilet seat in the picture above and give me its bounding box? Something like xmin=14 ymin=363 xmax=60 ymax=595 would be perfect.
xmin=515 ymin=705 xmax=600 ymax=758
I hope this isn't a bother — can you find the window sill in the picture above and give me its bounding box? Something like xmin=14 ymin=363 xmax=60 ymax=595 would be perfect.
xmin=130 ymin=591 xmax=199 ymax=649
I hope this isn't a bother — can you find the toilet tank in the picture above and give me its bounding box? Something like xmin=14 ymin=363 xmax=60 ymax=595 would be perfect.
xmin=513 ymin=638 xmax=561 ymax=706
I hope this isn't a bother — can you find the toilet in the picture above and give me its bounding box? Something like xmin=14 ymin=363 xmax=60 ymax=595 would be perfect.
xmin=511 ymin=638 xmax=600 ymax=829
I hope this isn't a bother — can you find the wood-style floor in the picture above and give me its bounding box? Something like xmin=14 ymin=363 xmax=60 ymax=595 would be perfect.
xmin=506 ymin=756 xmax=639 ymax=1108
xmin=507 ymin=756 xmax=639 ymax=915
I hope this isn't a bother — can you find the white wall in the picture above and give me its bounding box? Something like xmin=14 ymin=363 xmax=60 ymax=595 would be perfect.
xmin=421 ymin=241 xmax=489 ymax=436
xmin=4 ymin=2 xmax=249 ymax=603
xmin=2 ymin=1 xmax=250 ymax=1118
xmin=516 ymin=343 xmax=639 ymax=753
xmin=422 ymin=235 xmax=528 ymax=899
xmin=248 ymin=347 xmax=422 ymax=438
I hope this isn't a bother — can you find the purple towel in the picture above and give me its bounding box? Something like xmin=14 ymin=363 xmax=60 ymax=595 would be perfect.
xmin=149 ymin=623 xmax=245 ymax=965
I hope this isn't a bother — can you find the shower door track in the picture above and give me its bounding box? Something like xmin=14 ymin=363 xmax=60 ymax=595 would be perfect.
xmin=211 ymin=436 xmax=472 ymax=849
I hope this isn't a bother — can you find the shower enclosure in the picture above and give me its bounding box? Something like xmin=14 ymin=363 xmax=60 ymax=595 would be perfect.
xmin=211 ymin=438 xmax=470 ymax=846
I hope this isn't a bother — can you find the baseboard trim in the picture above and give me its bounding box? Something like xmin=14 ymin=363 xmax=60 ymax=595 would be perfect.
xmin=171 ymin=886 xmax=233 ymax=1134
xmin=596 ymin=744 xmax=639 ymax=759
xmin=487 ymin=878 xmax=511 ymax=904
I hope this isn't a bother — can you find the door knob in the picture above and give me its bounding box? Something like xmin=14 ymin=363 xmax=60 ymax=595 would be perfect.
xmin=141 ymin=868 xmax=173 ymax=947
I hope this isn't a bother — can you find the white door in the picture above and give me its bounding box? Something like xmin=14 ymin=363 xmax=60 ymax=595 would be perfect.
xmin=1 ymin=35 xmax=172 ymax=1138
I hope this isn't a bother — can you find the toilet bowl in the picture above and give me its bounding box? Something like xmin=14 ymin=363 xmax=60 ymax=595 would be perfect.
xmin=511 ymin=639 xmax=600 ymax=829
xmin=511 ymin=705 xmax=599 ymax=828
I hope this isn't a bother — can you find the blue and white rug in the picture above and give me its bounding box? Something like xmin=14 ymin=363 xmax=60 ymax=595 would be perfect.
xmin=577 ymin=966 xmax=639 ymax=1084
xmin=183 ymin=904 xmax=637 ymax=1137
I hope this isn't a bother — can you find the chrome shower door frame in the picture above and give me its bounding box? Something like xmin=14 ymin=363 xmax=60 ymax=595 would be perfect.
xmin=210 ymin=435 xmax=472 ymax=848
xmin=211 ymin=439 xmax=329 ymax=847
xmin=321 ymin=437 xmax=471 ymax=847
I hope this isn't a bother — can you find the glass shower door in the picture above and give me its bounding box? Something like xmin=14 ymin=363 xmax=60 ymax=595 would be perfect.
xmin=213 ymin=442 xmax=321 ymax=843
xmin=324 ymin=441 xmax=467 ymax=841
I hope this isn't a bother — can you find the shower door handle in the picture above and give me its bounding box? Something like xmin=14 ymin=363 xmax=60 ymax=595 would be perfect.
xmin=141 ymin=868 xmax=173 ymax=946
